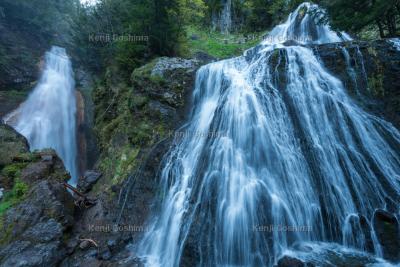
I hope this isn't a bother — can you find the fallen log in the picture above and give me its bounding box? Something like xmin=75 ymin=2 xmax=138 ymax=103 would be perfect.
xmin=63 ymin=182 xmax=97 ymax=208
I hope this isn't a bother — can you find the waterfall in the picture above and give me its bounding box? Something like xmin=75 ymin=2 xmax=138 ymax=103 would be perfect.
xmin=4 ymin=46 xmax=78 ymax=184
xmin=391 ymin=38 xmax=400 ymax=50
xmin=211 ymin=0 xmax=233 ymax=33
xmin=137 ymin=3 xmax=400 ymax=266
xmin=220 ymin=0 xmax=232 ymax=34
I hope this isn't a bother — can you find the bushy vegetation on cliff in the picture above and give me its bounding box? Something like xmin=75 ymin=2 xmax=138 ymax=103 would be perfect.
xmin=319 ymin=0 xmax=400 ymax=38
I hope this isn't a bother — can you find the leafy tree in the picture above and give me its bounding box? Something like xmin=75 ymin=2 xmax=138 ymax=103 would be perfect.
xmin=320 ymin=0 xmax=400 ymax=37
xmin=179 ymin=0 xmax=207 ymax=26
xmin=0 ymin=0 xmax=78 ymax=41
xmin=72 ymin=0 xmax=184 ymax=74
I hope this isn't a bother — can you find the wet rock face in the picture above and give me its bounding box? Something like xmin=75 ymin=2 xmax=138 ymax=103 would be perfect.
xmin=0 ymin=176 xmax=75 ymax=263
xmin=0 ymin=179 xmax=74 ymax=266
xmin=78 ymin=170 xmax=102 ymax=193
xmin=0 ymin=124 xmax=29 ymax=168
xmin=373 ymin=210 xmax=400 ymax=262
xmin=0 ymin=21 xmax=45 ymax=91
xmin=277 ymin=256 xmax=306 ymax=267
xmin=0 ymin=20 xmax=47 ymax=118
xmin=312 ymin=39 xmax=400 ymax=129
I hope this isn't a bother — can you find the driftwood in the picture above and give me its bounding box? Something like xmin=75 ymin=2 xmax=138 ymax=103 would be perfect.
xmin=63 ymin=182 xmax=97 ymax=209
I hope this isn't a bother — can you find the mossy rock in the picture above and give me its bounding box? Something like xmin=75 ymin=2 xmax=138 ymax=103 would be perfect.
xmin=0 ymin=124 xmax=29 ymax=168
xmin=0 ymin=179 xmax=28 ymax=216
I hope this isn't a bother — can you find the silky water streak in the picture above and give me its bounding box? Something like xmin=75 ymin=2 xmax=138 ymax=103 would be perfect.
xmin=137 ymin=3 xmax=400 ymax=266
xmin=4 ymin=46 xmax=79 ymax=184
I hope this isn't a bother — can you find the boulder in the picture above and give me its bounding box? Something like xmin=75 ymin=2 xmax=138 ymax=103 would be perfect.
xmin=0 ymin=152 xmax=75 ymax=266
xmin=373 ymin=209 xmax=400 ymax=262
xmin=20 ymin=161 xmax=52 ymax=184
xmin=22 ymin=219 xmax=63 ymax=243
xmin=78 ymin=170 xmax=102 ymax=193
xmin=150 ymin=57 xmax=200 ymax=78
xmin=277 ymin=256 xmax=306 ymax=267
xmin=0 ymin=124 xmax=29 ymax=168
xmin=0 ymin=241 xmax=64 ymax=267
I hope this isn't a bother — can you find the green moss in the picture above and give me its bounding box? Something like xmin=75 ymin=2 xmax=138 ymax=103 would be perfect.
xmin=364 ymin=47 xmax=386 ymax=98
xmin=93 ymin=64 xmax=173 ymax=194
xmin=1 ymin=163 xmax=26 ymax=178
xmin=131 ymin=59 xmax=158 ymax=81
xmin=0 ymin=162 xmax=30 ymax=215
xmin=129 ymin=95 xmax=149 ymax=110
xmin=0 ymin=180 xmax=28 ymax=216
xmin=184 ymin=26 xmax=264 ymax=59
xmin=99 ymin=115 xmax=125 ymax=146
xmin=94 ymin=145 xmax=140 ymax=192
xmin=111 ymin=147 xmax=140 ymax=185
xmin=0 ymin=214 xmax=14 ymax=245
xmin=149 ymin=74 xmax=166 ymax=85
xmin=128 ymin=120 xmax=153 ymax=145
xmin=367 ymin=47 xmax=378 ymax=57
xmin=368 ymin=73 xmax=385 ymax=97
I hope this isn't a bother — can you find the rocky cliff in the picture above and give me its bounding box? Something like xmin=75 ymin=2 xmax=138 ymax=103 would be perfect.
xmin=58 ymin=55 xmax=213 ymax=266
xmin=313 ymin=39 xmax=400 ymax=129
xmin=0 ymin=124 xmax=74 ymax=267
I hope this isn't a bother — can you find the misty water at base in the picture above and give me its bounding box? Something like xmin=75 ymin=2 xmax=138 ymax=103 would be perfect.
xmin=4 ymin=46 xmax=78 ymax=185
xmin=136 ymin=2 xmax=400 ymax=267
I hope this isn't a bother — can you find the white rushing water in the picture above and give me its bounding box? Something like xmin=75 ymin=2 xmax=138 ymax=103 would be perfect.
xmin=4 ymin=46 xmax=78 ymax=184
xmin=220 ymin=0 xmax=232 ymax=34
xmin=137 ymin=2 xmax=400 ymax=266
xmin=390 ymin=38 xmax=400 ymax=51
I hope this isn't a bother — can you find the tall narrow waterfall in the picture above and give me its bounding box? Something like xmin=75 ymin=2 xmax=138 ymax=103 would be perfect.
xmin=138 ymin=2 xmax=400 ymax=266
xmin=211 ymin=0 xmax=233 ymax=33
xmin=220 ymin=0 xmax=232 ymax=33
xmin=4 ymin=46 xmax=78 ymax=184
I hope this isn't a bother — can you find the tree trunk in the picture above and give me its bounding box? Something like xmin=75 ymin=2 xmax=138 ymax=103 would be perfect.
xmin=376 ymin=20 xmax=385 ymax=38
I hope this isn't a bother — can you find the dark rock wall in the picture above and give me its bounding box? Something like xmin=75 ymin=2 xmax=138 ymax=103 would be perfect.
xmin=59 ymin=56 xmax=211 ymax=266
xmin=313 ymin=39 xmax=400 ymax=129
xmin=0 ymin=124 xmax=74 ymax=266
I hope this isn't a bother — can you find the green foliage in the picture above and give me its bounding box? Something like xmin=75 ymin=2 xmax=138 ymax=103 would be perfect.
xmin=0 ymin=180 xmax=28 ymax=215
xmin=319 ymin=0 xmax=400 ymax=38
xmin=179 ymin=0 xmax=207 ymax=25
xmin=1 ymin=163 xmax=27 ymax=180
xmin=72 ymin=0 xmax=185 ymax=75
xmin=0 ymin=0 xmax=78 ymax=41
xmin=185 ymin=26 xmax=263 ymax=58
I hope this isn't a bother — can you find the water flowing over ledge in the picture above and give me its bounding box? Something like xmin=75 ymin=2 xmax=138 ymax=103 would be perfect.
xmin=136 ymin=2 xmax=400 ymax=267
xmin=4 ymin=46 xmax=79 ymax=185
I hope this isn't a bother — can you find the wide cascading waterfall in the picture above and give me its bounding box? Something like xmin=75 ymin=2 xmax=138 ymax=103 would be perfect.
xmin=137 ymin=2 xmax=400 ymax=266
xmin=4 ymin=46 xmax=78 ymax=184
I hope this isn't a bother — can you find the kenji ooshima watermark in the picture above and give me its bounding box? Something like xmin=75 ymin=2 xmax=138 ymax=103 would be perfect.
xmin=168 ymin=130 xmax=227 ymax=139
xmin=88 ymin=33 xmax=149 ymax=43
xmin=253 ymin=224 xmax=312 ymax=232
xmin=88 ymin=223 xmax=149 ymax=233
